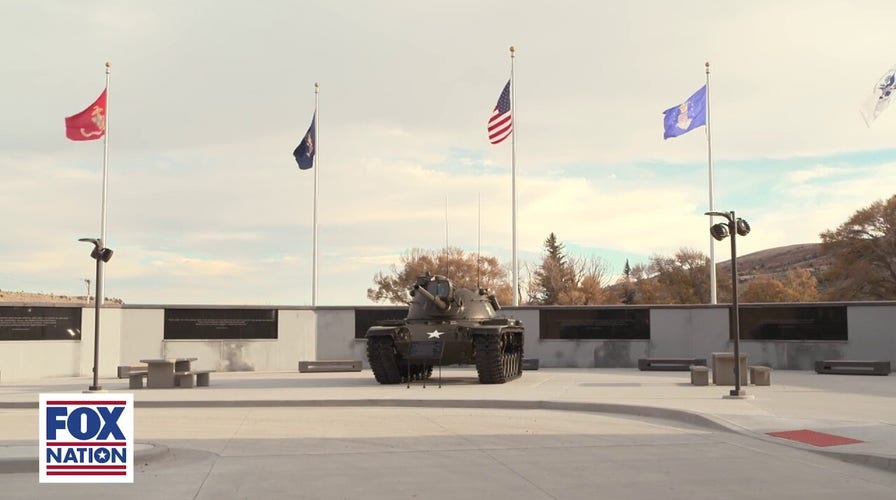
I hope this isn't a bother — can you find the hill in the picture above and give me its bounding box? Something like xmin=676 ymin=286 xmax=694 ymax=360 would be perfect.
xmin=718 ymin=242 xmax=830 ymax=281
xmin=0 ymin=290 xmax=122 ymax=304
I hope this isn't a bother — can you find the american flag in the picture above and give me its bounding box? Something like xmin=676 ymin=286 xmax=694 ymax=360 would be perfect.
xmin=488 ymin=80 xmax=512 ymax=144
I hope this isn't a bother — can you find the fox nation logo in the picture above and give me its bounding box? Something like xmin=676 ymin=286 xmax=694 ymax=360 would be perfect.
xmin=39 ymin=394 xmax=134 ymax=483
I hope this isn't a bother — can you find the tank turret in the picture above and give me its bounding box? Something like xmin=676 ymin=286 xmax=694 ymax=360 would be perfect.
xmin=365 ymin=273 xmax=524 ymax=385
xmin=411 ymin=283 xmax=449 ymax=312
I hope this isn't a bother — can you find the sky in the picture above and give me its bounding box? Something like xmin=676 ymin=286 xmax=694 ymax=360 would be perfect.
xmin=3 ymin=1 xmax=896 ymax=306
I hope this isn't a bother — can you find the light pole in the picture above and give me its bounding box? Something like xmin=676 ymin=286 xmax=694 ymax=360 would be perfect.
xmin=705 ymin=210 xmax=750 ymax=397
xmin=78 ymin=238 xmax=113 ymax=392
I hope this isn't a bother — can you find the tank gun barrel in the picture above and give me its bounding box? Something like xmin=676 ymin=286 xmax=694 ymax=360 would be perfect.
xmin=413 ymin=284 xmax=449 ymax=311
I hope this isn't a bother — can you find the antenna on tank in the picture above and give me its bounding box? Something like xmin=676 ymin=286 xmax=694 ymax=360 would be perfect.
xmin=443 ymin=195 xmax=449 ymax=277
xmin=477 ymin=192 xmax=481 ymax=289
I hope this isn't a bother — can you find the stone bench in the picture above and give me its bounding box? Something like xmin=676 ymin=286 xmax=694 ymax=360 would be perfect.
xmin=128 ymin=371 xmax=148 ymax=389
xmin=749 ymin=365 xmax=771 ymax=385
xmin=814 ymin=360 xmax=890 ymax=376
xmin=638 ymin=357 xmax=707 ymax=371
xmin=193 ymin=370 xmax=214 ymax=386
xmin=117 ymin=365 xmax=147 ymax=378
xmin=711 ymin=352 xmax=748 ymax=385
xmin=175 ymin=370 xmax=215 ymax=388
xmin=298 ymin=360 xmax=363 ymax=373
xmin=175 ymin=371 xmax=194 ymax=388
xmin=689 ymin=365 xmax=709 ymax=386
xmin=522 ymin=358 xmax=540 ymax=370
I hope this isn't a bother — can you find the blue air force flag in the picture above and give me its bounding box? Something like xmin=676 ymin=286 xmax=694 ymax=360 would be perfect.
xmin=662 ymin=85 xmax=707 ymax=139
xmin=293 ymin=112 xmax=316 ymax=169
xmin=860 ymin=65 xmax=896 ymax=127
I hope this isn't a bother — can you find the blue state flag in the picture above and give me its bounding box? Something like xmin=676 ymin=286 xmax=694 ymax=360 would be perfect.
xmin=662 ymin=85 xmax=707 ymax=139
xmin=293 ymin=112 xmax=316 ymax=169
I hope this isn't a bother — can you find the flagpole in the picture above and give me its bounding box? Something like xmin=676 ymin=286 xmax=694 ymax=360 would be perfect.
xmin=706 ymin=61 xmax=717 ymax=305
xmin=99 ymin=61 xmax=111 ymax=307
xmin=88 ymin=61 xmax=111 ymax=391
xmin=510 ymin=45 xmax=518 ymax=306
xmin=312 ymin=82 xmax=319 ymax=307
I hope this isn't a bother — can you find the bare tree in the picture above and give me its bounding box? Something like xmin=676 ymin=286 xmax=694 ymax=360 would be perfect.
xmin=625 ymin=247 xmax=731 ymax=304
xmin=820 ymin=195 xmax=896 ymax=300
xmin=740 ymin=269 xmax=819 ymax=303
xmin=367 ymin=247 xmax=512 ymax=305
xmin=564 ymin=255 xmax=612 ymax=304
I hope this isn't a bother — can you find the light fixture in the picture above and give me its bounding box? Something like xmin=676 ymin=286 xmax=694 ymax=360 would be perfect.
xmin=704 ymin=210 xmax=751 ymax=398
xmin=710 ymin=223 xmax=729 ymax=241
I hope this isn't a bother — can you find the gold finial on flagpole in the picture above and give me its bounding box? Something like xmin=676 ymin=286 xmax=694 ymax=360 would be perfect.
xmin=510 ymin=46 xmax=515 ymax=57
xmin=705 ymin=61 xmax=710 ymax=74
xmin=105 ymin=61 xmax=111 ymax=73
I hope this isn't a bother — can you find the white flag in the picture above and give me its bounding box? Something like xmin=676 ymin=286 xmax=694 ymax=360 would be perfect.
xmin=860 ymin=65 xmax=896 ymax=126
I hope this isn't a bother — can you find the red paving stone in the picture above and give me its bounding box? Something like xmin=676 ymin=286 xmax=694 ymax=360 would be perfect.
xmin=767 ymin=429 xmax=864 ymax=447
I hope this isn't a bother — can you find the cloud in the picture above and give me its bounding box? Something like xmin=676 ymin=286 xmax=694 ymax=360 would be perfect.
xmin=5 ymin=1 xmax=896 ymax=305
xmin=784 ymin=166 xmax=844 ymax=184
xmin=147 ymin=256 xmax=246 ymax=277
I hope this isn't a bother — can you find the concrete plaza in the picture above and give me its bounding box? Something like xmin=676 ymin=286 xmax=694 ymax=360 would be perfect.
xmin=0 ymin=368 xmax=894 ymax=499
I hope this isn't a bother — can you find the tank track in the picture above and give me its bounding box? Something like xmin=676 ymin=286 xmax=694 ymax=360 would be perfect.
xmin=366 ymin=336 xmax=402 ymax=384
xmin=367 ymin=336 xmax=433 ymax=384
xmin=473 ymin=331 xmax=523 ymax=384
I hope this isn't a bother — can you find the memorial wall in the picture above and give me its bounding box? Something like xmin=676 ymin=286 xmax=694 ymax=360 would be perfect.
xmin=0 ymin=302 xmax=893 ymax=380
xmin=0 ymin=306 xmax=82 ymax=341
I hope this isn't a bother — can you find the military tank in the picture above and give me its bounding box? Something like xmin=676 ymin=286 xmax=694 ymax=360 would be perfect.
xmin=365 ymin=273 xmax=524 ymax=384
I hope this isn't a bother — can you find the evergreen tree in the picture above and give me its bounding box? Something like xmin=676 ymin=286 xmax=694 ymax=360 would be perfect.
xmin=621 ymin=258 xmax=635 ymax=304
xmin=529 ymin=233 xmax=575 ymax=304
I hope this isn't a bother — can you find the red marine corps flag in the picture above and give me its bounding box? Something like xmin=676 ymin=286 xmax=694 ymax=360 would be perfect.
xmin=65 ymin=89 xmax=107 ymax=141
